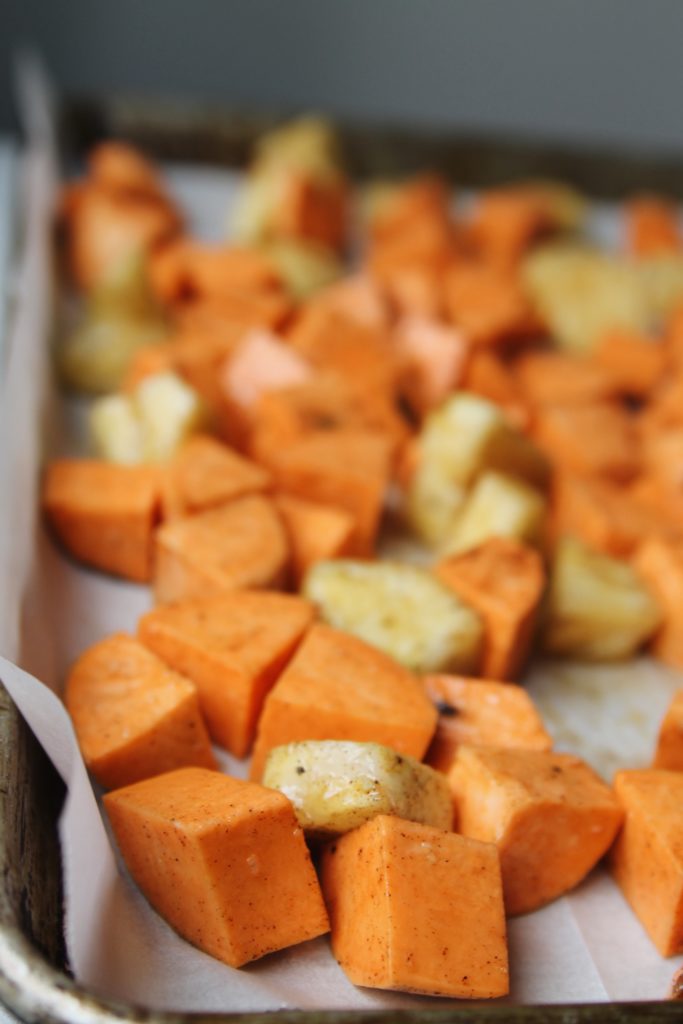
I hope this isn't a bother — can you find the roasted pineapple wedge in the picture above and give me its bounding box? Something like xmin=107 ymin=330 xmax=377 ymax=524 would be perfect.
xmin=90 ymin=370 xmax=207 ymax=463
xmin=262 ymin=740 xmax=453 ymax=836
xmin=543 ymin=536 xmax=662 ymax=661
xmin=407 ymin=393 xmax=548 ymax=547
xmin=302 ymin=559 xmax=483 ymax=674
xmin=443 ymin=470 xmax=547 ymax=557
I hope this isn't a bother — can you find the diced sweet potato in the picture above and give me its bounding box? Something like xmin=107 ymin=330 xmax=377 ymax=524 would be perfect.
xmin=104 ymin=767 xmax=329 ymax=967
xmin=532 ymin=402 xmax=640 ymax=482
xmin=264 ymin=430 xmax=393 ymax=556
xmin=653 ymin=691 xmax=683 ymax=772
xmin=138 ymin=591 xmax=314 ymax=757
xmin=149 ymin=241 xmax=281 ymax=303
xmin=611 ymin=769 xmax=683 ymax=955
xmin=161 ymin=435 xmax=271 ymax=520
xmin=320 ymin=815 xmax=509 ymax=999
xmin=594 ymin=327 xmax=666 ymax=397
xmin=550 ymin=471 xmax=674 ymax=558
xmin=394 ymin=314 xmax=469 ymax=415
xmin=288 ymin=306 xmax=399 ymax=398
xmin=42 ymin=459 xmax=163 ymax=582
xmin=273 ymin=493 xmax=355 ymax=584
xmin=424 ymin=675 xmax=552 ymax=774
xmin=626 ymin=196 xmax=681 ymax=257
xmin=444 ymin=263 xmax=536 ymax=348
xmin=309 ymin=274 xmax=389 ymax=329
xmin=88 ymin=142 xmax=165 ymax=199
xmin=514 ymin=350 xmax=618 ymax=408
xmin=435 ymin=538 xmax=545 ymax=680
xmin=461 ymin=351 xmax=529 ymax=431
xmin=448 ymin=746 xmax=623 ymax=915
xmin=270 ymin=172 xmax=348 ymax=251
xmin=154 ymin=495 xmax=289 ymax=604
xmin=633 ymin=538 xmax=683 ymax=669
xmin=65 ymin=634 xmax=216 ymax=789
xmin=467 ymin=188 xmax=549 ymax=268
xmin=249 ymin=623 xmax=437 ymax=781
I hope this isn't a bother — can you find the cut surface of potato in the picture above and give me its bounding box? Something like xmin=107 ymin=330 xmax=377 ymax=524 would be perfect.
xmin=443 ymin=470 xmax=546 ymax=557
xmin=523 ymin=243 xmax=649 ymax=353
xmin=303 ymin=559 xmax=483 ymax=674
xmin=407 ymin=392 xmax=548 ymax=548
xmin=543 ymin=536 xmax=662 ymax=661
xmin=90 ymin=371 xmax=207 ymax=464
xmin=262 ymin=740 xmax=452 ymax=835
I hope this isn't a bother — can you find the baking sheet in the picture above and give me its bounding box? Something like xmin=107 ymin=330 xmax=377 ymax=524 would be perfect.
xmin=1 ymin=106 xmax=683 ymax=1013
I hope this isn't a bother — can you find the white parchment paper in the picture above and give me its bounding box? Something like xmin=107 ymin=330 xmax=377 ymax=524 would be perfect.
xmin=1 ymin=72 xmax=682 ymax=1012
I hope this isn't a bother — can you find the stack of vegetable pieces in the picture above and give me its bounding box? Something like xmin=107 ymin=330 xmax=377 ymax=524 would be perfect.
xmin=41 ymin=121 xmax=683 ymax=998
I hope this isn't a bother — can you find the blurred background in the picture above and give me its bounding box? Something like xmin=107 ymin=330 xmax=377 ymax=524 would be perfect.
xmin=2 ymin=0 xmax=683 ymax=155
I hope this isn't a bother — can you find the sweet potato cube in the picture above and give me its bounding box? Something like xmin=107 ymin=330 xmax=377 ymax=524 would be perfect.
xmin=626 ymin=196 xmax=681 ymax=257
xmin=274 ymin=493 xmax=355 ymax=584
xmin=424 ymin=675 xmax=552 ymax=774
xmin=435 ymin=538 xmax=545 ymax=680
xmin=633 ymin=538 xmax=683 ymax=669
xmin=250 ymin=623 xmax=437 ymax=781
xmin=65 ymin=634 xmax=216 ymax=789
xmin=653 ymin=691 xmax=683 ymax=771
xmin=221 ymin=328 xmax=312 ymax=413
xmin=320 ymin=815 xmax=508 ymax=999
xmin=448 ymin=747 xmax=623 ymax=915
xmin=462 ymin=351 xmax=529 ymax=431
xmin=550 ymin=471 xmax=673 ymax=558
xmin=444 ymin=263 xmax=535 ymax=348
xmin=514 ymin=351 xmax=617 ymax=408
xmin=394 ymin=314 xmax=468 ymax=415
xmin=154 ymin=495 xmax=289 ymax=604
xmin=532 ymin=402 xmax=640 ymax=482
xmin=138 ymin=591 xmax=314 ymax=757
xmin=162 ymin=435 xmax=271 ymax=520
xmin=265 ymin=430 xmax=393 ymax=555
xmin=43 ymin=459 xmax=162 ymax=582
xmin=104 ymin=767 xmax=329 ymax=967
xmin=611 ymin=769 xmax=683 ymax=956
xmin=594 ymin=328 xmax=666 ymax=397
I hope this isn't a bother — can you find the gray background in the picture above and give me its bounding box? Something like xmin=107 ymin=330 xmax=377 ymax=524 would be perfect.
xmin=2 ymin=0 xmax=683 ymax=153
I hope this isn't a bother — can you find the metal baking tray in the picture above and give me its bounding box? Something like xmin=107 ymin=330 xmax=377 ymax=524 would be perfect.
xmin=1 ymin=87 xmax=683 ymax=1023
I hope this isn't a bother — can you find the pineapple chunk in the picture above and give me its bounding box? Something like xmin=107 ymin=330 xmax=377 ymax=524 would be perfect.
xmin=407 ymin=393 xmax=548 ymax=547
xmin=303 ymin=559 xmax=483 ymax=674
xmin=262 ymin=740 xmax=453 ymax=835
xmin=90 ymin=371 xmax=207 ymax=464
xmin=443 ymin=470 xmax=546 ymax=557
xmin=543 ymin=536 xmax=662 ymax=661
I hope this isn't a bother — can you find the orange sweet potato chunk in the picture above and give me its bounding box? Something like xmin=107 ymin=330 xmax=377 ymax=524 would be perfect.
xmin=514 ymin=351 xmax=617 ymax=408
xmin=264 ymin=430 xmax=393 ymax=556
xmin=161 ymin=435 xmax=271 ymax=521
xmin=594 ymin=328 xmax=666 ymax=397
xmin=633 ymin=538 xmax=683 ymax=669
xmin=154 ymin=495 xmax=289 ymax=604
xmin=104 ymin=767 xmax=329 ymax=967
xmin=250 ymin=624 xmax=437 ymax=781
xmin=138 ymin=591 xmax=314 ymax=758
xmin=435 ymin=538 xmax=545 ymax=680
xmin=424 ymin=675 xmax=552 ymax=774
xmin=532 ymin=402 xmax=640 ymax=483
xmin=625 ymin=196 xmax=681 ymax=257
xmin=462 ymin=351 xmax=529 ymax=431
xmin=449 ymin=747 xmax=623 ymax=915
xmin=394 ymin=314 xmax=468 ymax=415
xmin=43 ymin=460 xmax=163 ymax=582
xmin=653 ymin=691 xmax=683 ymax=772
xmin=444 ymin=263 xmax=535 ymax=348
xmin=611 ymin=769 xmax=683 ymax=956
xmin=274 ymin=493 xmax=355 ymax=585
xmin=320 ymin=815 xmax=508 ymax=999
xmin=66 ymin=634 xmax=216 ymax=789
xmin=550 ymin=471 xmax=674 ymax=558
